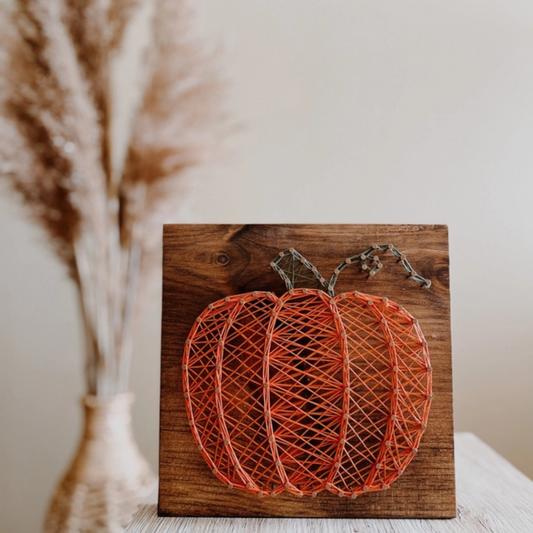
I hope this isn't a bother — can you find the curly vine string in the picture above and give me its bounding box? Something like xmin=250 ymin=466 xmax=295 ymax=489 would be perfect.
xmin=271 ymin=244 xmax=431 ymax=296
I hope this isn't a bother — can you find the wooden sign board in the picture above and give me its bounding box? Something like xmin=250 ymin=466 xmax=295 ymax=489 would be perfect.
xmin=159 ymin=224 xmax=455 ymax=518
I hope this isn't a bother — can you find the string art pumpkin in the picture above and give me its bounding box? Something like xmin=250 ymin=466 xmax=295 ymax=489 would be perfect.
xmin=182 ymin=244 xmax=432 ymax=498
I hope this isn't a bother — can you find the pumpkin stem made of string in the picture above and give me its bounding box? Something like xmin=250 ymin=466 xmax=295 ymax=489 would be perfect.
xmin=182 ymin=246 xmax=432 ymax=499
xmin=271 ymin=244 xmax=431 ymax=296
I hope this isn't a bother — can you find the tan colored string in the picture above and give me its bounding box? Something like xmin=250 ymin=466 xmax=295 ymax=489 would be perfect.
xmin=45 ymin=394 xmax=155 ymax=533
xmin=183 ymin=246 xmax=432 ymax=498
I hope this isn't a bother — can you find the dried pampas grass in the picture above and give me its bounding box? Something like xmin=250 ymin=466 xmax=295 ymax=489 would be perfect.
xmin=0 ymin=0 xmax=223 ymax=396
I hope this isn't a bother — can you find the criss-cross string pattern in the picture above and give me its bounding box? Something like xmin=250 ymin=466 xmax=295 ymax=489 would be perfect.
xmin=182 ymin=246 xmax=432 ymax=498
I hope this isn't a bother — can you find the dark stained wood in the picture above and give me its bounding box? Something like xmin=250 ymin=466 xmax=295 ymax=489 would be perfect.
xmin=159 ymin=224 xmax=455 ymax=518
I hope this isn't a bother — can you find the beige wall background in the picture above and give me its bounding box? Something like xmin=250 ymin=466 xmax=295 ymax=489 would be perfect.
xmin=1 ymin=1 xmax=533 ymax=532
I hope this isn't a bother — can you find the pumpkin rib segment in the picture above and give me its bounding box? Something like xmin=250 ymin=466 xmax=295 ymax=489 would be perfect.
xmin=333 ymin=293 xmax=395 ymax=493
xmin=267 ymin=290 xmax=345 ymax=496
xmin=213 ymin=297 xmax=258 ymax=491
xmin=356 ymin=296 xmax=400 ymax=491
xmin=387 ymin=312 xmax=432 ymax=464
xmin=323 ymin=296 xmax=351 ymax=494
xmin=263 ymin=295 xmax=292 ymax=496
xmin=377 ymin=301 xmax=431 ymax=487
xmin=183 ymin=298 xmax=239 ymax=487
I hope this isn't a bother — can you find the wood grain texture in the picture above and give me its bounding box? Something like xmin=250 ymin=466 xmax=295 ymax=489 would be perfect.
xmin=159 ymin=224 xmax=455 ymax=518
xmin=131 ymin=434 xmax=533 ymax=532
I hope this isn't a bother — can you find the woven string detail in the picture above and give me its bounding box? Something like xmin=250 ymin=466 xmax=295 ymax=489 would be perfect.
xmin=44 ymin=393 xmax=155 ymax=533
xmin=183 ymin=288 xmax=432 ymax=498
xmin=271 ymin=244 xmax=431 ymax=296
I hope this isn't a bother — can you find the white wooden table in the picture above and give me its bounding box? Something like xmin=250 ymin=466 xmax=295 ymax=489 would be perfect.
xmin=126 ymin=433 xmax=533 ymax=532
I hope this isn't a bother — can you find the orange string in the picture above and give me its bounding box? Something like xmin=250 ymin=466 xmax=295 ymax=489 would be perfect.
xmin=183 ymin=288 xmax=432 ymax=498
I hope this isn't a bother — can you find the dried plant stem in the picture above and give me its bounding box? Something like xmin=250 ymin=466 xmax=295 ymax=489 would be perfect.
xmin=0 ymin=0 xmax=223 ymax=397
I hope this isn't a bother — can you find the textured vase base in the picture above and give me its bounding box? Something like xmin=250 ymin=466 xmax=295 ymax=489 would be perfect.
xmin=45 ymin=473 xmax=156 ymax=533
xmin=44 ymin=394 xmax=156 ymax=533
